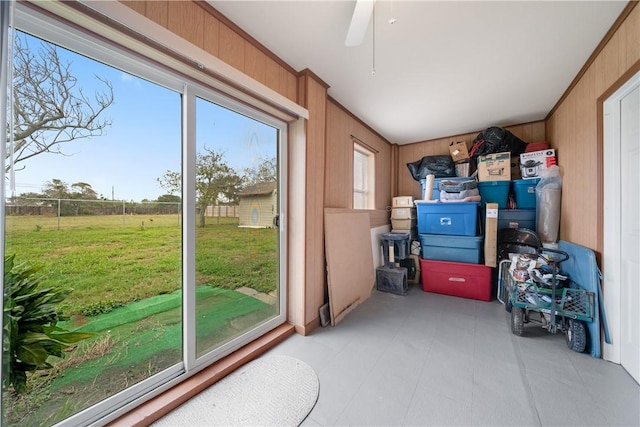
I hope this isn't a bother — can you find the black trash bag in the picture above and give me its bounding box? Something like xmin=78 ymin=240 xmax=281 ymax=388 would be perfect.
xmin=406 ymin=155 xmax=455 ymax=181
xmin=469 ymin=126 xmax=527 ymax=159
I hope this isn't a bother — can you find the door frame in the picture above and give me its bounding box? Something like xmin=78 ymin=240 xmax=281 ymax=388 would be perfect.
xmin=601 ymin=65 xmax=640 ymax=364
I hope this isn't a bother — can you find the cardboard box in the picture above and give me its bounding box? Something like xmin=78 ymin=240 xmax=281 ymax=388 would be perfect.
xmin=519 ymin=149 xmax=556 ymax=179
xmin=391 ymin=218 xmax=417 ymax=230
xmin=484 ymin=203 xmax=498 ymax=267
xmin=390 ymin=207 xmax=416 ymax=220
xmin=392 ymin=196 xmax=414 ymax=208
xmin=477 ymin=152 xmax=511 ymax=181
xmin=449 ymin=141 xmax=469 ymax=163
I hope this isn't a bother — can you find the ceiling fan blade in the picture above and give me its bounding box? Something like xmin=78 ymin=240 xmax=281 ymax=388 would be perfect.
xmin=345 ymin=0 xmax=374 ymax=47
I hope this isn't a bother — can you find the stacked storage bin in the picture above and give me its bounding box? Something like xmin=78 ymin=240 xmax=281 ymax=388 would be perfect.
xmin=416 ymin=189 xmax=492 ymax=301
xmin=502 ymin=178 xmax=539 ymax=231
xmin=390 ymin=197 xmax=419 ymax=284
xmin=390 ymin=196 xmax=417 ymax=240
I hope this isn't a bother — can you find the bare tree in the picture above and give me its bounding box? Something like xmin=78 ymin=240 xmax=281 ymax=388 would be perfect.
xmin=7 ymin=32 xmax=114 ymax=171
xmin=243 ymin=156 xmax=277 ymax=184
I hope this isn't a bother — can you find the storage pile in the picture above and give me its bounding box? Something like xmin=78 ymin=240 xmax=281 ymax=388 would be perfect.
xmin=387 ymin=130 xmax=562 ymax=302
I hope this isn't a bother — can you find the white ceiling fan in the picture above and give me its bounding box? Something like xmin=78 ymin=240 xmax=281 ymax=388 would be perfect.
xmin=344 ymin=0 xmax=375 ymax=47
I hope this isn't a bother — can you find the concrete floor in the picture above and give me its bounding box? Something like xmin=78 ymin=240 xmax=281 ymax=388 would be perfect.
xmin=265 ymin=284 xmax=640 ymax=426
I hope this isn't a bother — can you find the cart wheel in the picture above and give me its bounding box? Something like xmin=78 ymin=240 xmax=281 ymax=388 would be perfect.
xmin=566 ymin=319 xmax=587 ymax=353
xmin=511 ymin=307 xmax=524 ymax=336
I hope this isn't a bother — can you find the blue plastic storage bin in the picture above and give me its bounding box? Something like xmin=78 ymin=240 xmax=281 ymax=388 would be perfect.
xmin=419 ymin=233 xmax=483 ymax=264
xmin=415 ymin=201 xmax=478 ymax=236
xmin=512 ymin=178 xmax=540 ymax=209
xmin=420 ymin=177 xmax=471 ymax=201
xmin=477 ymin=181 xmax=510 ymax=208
xmin=498 ymin=209 xmax=536 ymax=230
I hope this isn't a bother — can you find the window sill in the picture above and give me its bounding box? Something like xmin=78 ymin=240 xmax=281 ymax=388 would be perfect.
xmin=107 ymin=323 xmax=295 ymax=426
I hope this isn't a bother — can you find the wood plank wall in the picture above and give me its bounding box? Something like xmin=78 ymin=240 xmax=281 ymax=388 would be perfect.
xmin=397 ymin=122 xmax=546 ymax=199
xmin=546 ymin=3 xmax=639 ymax=255
xmin=325 ymin=99 xmax=393 ymax=209
xmin=297 ymin=71 xmax=328 ymax=332
xmin=119 ymin=1 xmax=298 ymax=102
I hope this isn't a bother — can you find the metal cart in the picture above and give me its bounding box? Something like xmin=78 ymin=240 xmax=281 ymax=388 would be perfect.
xmin=499 ymin=250 xmax=595 ymax=353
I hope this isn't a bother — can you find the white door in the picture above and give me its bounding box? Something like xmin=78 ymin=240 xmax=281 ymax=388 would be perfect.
xmin=604 ymin=70 xmax=640 ymax=385
xmin=619 ymin=82 xmax=640 ymax=384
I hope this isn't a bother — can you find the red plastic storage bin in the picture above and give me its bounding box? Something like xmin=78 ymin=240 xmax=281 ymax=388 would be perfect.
xmin=419 ymin=258 xmax=492 ymax=301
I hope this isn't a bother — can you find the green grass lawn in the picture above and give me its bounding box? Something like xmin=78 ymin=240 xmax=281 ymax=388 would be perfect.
xmin=3 ymin=214 xmax=279 ymax=426
xmin=5 ymin=214 xmax=277 ymax=315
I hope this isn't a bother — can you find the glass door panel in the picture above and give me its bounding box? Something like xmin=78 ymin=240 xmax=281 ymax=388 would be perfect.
xmin=194 ymin=97 xmax=280 ymax=358
xmin=3 ymin=31 xmax=183 ymax=426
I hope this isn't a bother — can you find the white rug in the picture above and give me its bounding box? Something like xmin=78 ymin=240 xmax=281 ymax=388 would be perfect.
xmin=153 ymin=355 xmax=319 ymax=427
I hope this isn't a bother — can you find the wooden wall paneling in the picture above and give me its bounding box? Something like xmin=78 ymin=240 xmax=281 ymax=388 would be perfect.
xmin=299 ymin=74 xmax=327 ymax=330
xmin=625 ymin=12 xmax=640 ymax=66
xmin=202 ymin=13 xmax=220 ymax=57
xmin=546 ymin=4 xmax=639 ymax=255
xmin=265 ymin=59 xmax=280 ymax=97
xmin=244 ymin=42 xmax=267 ymax=85
xmin=120 ymin=1 xmax=146 ymax=16
xmin=324 ymin=101 xmax=351 ymax=208
xmin=145 ymin=1 xmax=167 ymax=28
xmin=167 ymin=1 xmax=204 ymax=49
xmin=285 ymin=72 xmax=298 ymax=103
xmin=391 ymin=144 xmax=399 ymax=198
xmin=219 ymin=22 xmax=245 ymax=72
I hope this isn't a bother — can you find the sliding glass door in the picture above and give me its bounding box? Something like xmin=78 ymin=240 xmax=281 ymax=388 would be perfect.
xmin=2 ymin=5 xmax=287 ymax=425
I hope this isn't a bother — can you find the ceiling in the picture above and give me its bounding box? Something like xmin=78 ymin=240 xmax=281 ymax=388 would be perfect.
xmin=209 ymin=1 xmax=628 ymax=145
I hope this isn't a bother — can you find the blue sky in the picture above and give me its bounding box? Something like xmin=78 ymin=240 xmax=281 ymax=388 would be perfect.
xmin=9 ymin=31 xmax=277 ymax=202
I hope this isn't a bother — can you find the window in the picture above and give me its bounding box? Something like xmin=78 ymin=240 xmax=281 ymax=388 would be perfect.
xmin=2 ymin=3 xmax=288 ymax=425
xmin=353 ymin=141 xmax=375 ymax=209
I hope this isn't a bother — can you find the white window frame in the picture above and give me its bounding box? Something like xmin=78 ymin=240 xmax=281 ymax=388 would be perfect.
xmin=353 ymin=140 xmax=376 ymax=210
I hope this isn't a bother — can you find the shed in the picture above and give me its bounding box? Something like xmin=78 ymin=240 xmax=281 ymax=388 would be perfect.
xmin=237 ymin=181 xmax=277 ymax=228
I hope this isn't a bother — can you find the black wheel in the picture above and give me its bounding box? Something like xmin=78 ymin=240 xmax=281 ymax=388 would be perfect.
xmin=566 ymin=319 xmax=587 ymax=353
xmin=511 ymin=307 xmax=524 ymax=336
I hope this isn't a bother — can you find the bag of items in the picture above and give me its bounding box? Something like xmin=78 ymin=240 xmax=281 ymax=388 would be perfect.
xmin=469 ymin=126 xmax=527 ymax=160
xmin=406 ymin=155 xmax=455 ymax=180
xmin=438 ymin=179 xmax=480 ymax=202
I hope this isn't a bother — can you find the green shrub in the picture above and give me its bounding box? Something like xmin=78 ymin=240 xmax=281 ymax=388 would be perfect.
xmin=80 ymin=300 xmax=125 ymax=317
xmin=2 ymin=255 xmax=93 ymax=393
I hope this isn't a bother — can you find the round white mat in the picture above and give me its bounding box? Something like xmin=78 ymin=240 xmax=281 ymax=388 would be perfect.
xmin=153 ymin=355 xmax=319 ymax=427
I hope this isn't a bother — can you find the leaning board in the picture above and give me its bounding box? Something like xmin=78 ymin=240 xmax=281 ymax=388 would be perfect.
xmin=324 ymin=211 xmax=375 ymax=326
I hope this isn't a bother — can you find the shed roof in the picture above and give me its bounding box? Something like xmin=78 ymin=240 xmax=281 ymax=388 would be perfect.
xmin=237 ymin=181 xmax=277 ymax=197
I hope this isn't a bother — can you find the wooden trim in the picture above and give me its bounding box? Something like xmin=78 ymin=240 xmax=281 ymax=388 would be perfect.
xmin=546 ymin=1 xmax=639 ymax=120
xmin=293 ymin=317 xmax=320 ymax=336
xmin=328 ymin=95 xmax=392 ymax=145
xmin=352 ymin=135 xmax=380 ymax=154
xmin=108 ymin=323 xmax=295 ymax=427
xmin=323 ymin=208 xmax=390 ymax=229
xmin=595 ymin=58 xmax=640 ymax=263
xmin=597 ymin=58 xmax=640 ymax=103
xmin=195 ymin=0 xmax=299 ymax=76
xmin=298 ymin=68 xmax=330 ymax=90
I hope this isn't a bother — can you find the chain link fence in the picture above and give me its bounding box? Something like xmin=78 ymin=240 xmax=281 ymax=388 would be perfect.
xmin=5 ymin=197 xmax=239 ymax=230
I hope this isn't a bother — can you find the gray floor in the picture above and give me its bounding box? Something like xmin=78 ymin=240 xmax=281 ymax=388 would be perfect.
xmin=264 ymin=284 xmax=640 ymax=426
